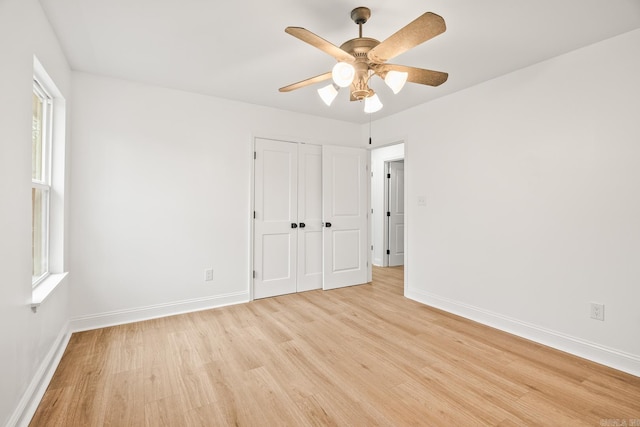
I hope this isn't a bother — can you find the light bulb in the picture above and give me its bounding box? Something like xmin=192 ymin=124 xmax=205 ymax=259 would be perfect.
xmin=332 ymin=62 xmax=355 ymax=88
xmin=317 ymin=84 xmax=338 ymax=106
xmin=364 ymin=93 xmax=383 ymax=113
xmin=384 ymin=70 xmax=408 ymax=94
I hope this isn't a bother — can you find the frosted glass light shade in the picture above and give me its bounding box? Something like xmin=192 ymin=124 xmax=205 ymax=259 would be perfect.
xmin=384 ymin=70 xmax=408 ymax=94
xmin=364 ymin=93 xmax=383 ymax=113
xmin=332 ymin=62 xmax=355 ymax=88
xmin=317 ymin=84 xmax=338 ymax=106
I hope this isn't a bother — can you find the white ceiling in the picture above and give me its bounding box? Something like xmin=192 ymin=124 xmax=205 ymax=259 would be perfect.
xmin=39 ymin=0 xmax=640 ymax=124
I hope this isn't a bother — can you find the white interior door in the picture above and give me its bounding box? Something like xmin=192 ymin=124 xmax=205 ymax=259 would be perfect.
xmin=254 ymin=139 xmax=298 ymax=299
xmin=388 ymin=160 xmax=405 ymax=266
xmin=296 ymin=144 xmax=323 ymax=292
xmin=322 ymin=145 xmax=368 ymax=290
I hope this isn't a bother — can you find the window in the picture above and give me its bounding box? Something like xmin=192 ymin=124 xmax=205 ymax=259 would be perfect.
xmin=30 ymin=57 xmax=68 ymax=310
xmin=32 ymin=79 xmax=52 ymax=286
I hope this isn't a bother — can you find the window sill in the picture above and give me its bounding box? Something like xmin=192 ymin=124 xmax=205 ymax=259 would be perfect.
xmin=31 ymin=272 xmax=68 ymax=313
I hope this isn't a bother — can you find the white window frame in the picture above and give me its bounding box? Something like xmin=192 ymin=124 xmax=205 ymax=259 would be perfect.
xmin=32 ymin=79 xmax=53 ymax=287
xmin=31 ymin=56 xmax=68 ymax=311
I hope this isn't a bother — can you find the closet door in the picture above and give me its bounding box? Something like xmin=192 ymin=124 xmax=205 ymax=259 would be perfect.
xmin=254 ymin=139 xmax=298 ymax=299
xmin=297 ymin=144 xmax=323 ymax=292
xmin=322 ymin=145 xmax=369 ymax=290
xmin=254 ymin=140 xmax=369 ymax=298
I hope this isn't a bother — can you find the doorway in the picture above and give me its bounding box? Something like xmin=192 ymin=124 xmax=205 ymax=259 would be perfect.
xmin=370 ymin=143 xmax=405 ymax=268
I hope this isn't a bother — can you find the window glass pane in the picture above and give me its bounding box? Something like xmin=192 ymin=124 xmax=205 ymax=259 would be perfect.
xmin=32 ymin=91 xmax=44 ymax=181
xmin=32 ymin=187 xmax=48 ymax=281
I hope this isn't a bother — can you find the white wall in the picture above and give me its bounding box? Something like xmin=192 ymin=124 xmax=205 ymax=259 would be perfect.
xmin=0 ymin=0 xmax=72 ymax=425
xmin=69 ymin=73 xmax=363 ymax=327
xmin=371 ymin=144 xmax=405 ymax=266
xmin=369 ymin=29 xmax=640 ymax=374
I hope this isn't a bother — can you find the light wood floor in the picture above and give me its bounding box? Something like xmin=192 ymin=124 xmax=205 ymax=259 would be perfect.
xmin=31 ymin=267 xmax=640 ymax=426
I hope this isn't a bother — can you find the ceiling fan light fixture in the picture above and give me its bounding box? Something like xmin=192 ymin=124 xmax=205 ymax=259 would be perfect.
xmin=280 ymin=7 xmax=448 ymax=115
xmin=384 ymin=70 xmax=409 ymax=94
xmin=364 ymin=93 xmax=383 ymax=113
xmin=317 ymin=84 xmax=339 ymax=106
xmin=332 ymin=62 xmax=355 ymax=87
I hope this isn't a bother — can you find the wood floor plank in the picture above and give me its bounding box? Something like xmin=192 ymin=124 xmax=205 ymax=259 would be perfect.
xmin=144 ymin=394 xmax=185 ymax=427
xmin=30 ymin=266 xmax=640 ymax=426
xmin=101 ymin=368 xmax=144 ymax=426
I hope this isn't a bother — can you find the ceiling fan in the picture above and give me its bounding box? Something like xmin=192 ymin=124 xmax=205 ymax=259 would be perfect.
xmin=279 ymin=7 xmax=448 ymax=113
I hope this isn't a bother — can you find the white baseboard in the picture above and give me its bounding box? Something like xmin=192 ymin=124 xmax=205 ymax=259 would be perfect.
xmin=406 ymin=288 xmax=640 ymax=378
xmin=9 ymin=322 xmax=71 ymax=427
xmin=69 ymin=291 xmax=250 ymax=332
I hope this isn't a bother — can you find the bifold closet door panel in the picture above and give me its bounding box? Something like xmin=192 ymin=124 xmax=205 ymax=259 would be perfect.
xmin=322 ymin=145 xmax=368 ymax=290
xmin=297 ymin=144 xmax=323 ymax=292
xmin=254 ymin=138 xmax=298 ymax=299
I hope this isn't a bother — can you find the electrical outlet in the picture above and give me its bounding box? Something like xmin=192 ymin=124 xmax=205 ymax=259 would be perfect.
xmin=204 ymin=268 xmax=214 ymax=281
xmin=590 ymin=303 xmax=604 ymax=321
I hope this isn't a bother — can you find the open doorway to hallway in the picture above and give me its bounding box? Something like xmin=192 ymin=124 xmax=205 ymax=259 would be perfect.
xmin=372 ymin=265 xmax=405 ymax=296
xmin=370 ymin=143 xmax=404 ymax=268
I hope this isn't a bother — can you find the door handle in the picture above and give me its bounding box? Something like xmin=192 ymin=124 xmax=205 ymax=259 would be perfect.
xmin=299 ymin=222 xmax=306 ymax=228
xmin=291 ymin=223 xmax=298 ymax=229
xmin=324 ymin=222 xmax=332 ymax=228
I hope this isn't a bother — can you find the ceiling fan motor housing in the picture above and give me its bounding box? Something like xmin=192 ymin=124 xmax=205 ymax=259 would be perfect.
xmin=339 ymin=37 xmax=380 ymax=60
xmin=340 ymin=38 xmax=380 ymax=100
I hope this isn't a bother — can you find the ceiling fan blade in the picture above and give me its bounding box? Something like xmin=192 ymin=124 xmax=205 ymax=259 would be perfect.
xmin=367 ymin=12 xmax=446 ymax=64
xmin=375 ymin=64 xmax=448 ymax=86
xmin=279 ymin=71 xmax=333 ymax=92
xmin=285 ymin=27 xmax=355 ymax=63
